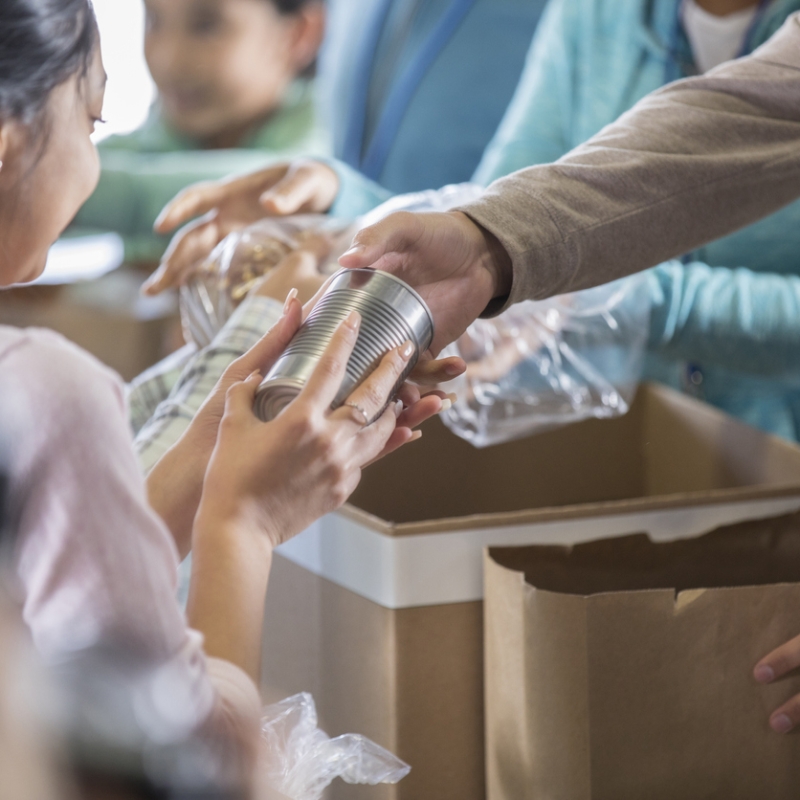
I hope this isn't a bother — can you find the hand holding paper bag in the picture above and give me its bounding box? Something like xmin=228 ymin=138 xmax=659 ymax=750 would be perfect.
xmin=756 ymin=632 xmax=800 ymax=733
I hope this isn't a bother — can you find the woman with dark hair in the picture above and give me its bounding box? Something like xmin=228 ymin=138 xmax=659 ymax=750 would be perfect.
xmin=71 ymin=0 xmax=329 ymax=263
xmin=0 ymin=0 xmax=445 ymax=792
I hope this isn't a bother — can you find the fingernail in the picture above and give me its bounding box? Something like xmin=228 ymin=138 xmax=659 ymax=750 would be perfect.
xmin=445 ymin=362 xmax=463 ymax=376
xmin=282 ymin=287 xmax=298 ymax=315
xmin=261 ymin=191 xmax=283 ymax=212
xmin=393 ymin=399 xmax=403 ymax=417
xmin=771 ymin=713 xmax=794 ymax=733
xmin=400 ymin=340 xmax=414 ymax=360
xmin=447 ymin=392 xmax=458 ymax=403
xmin=439 ymin=398 xmax=452 ymax=413
xmin=141 ymin=275 xmax=158 ymax=294
xmin=344 ymin=310 xmax=361 ymax=331
xmin=341 ymin=245 xmax=364 ymax=259
xmin=755 ymin=665 xmax=775 ymax=683
xmin=409 ymin=430 xmax=422 ymax=442
xmin=247 ymin=370 xmax=262 ymax=382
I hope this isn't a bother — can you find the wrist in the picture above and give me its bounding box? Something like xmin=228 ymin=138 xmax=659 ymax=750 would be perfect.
xmin=146 ymin=441 xmax=207 ymax=558
xmin=193 ymin=507 xmax=275 ymax=557
xmin=195 ymin=494 xmax=283 ymax=552
xmin=452 ymin=211 xmax=513 ymax=301
xmin=478 ymin=223 xmax=513 ymax=300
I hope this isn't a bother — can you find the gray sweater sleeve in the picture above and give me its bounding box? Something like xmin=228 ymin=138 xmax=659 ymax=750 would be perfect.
xmin=460 ymin=13 xmax=800 ymax=307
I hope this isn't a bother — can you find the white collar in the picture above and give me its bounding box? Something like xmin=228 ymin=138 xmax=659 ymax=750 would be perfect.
xmin=681 ymin=0 xmax=759 ymax=73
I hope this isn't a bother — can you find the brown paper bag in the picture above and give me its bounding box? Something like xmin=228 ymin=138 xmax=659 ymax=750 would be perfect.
xmin=485 ymin=511 xmax=800 ymax=800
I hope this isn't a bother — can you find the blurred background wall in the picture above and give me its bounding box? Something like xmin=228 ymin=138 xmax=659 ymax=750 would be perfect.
xmin=92 ymin=0 xmax=154 ymax=142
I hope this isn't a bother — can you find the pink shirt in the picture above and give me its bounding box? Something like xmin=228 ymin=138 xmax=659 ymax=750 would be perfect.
xmin=1 ymin=326 xmax=257 ymax=737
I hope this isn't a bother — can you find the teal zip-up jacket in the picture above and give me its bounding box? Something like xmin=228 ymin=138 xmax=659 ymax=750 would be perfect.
xmin=331 ymin=0 xmax=800 ymax=441
xmin=72 ymin=80 xmax=329 ymax=263
xmin=318 ymin=0 xmax=547 ymax=194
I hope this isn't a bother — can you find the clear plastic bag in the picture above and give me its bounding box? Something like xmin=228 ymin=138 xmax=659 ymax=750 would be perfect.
xmin=259 ymin=693 xmax=410 ymax=800
xmin=357 ymin=182 xmax=484 ymax=226
xmin=440 ymin=275 xmax=652 ymax=447
xmin=180 ymin=215 xmax=356 ymax=348
xmin=178 ymin=184 xmax=484 ymax=348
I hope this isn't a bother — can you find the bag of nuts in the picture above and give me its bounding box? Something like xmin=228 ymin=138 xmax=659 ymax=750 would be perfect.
xmin=180 ymin=214 xmax=356 ymax=347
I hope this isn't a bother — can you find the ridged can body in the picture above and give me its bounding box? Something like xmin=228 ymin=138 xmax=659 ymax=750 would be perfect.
xmin=254 ymin=269 xmax=434 ymax=422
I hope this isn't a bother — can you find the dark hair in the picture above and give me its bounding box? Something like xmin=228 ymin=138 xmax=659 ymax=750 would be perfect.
xmin=272 ymin=0 xmax=323 ymax=15
xmin=0 ymin=0 xmax=98 ymax=126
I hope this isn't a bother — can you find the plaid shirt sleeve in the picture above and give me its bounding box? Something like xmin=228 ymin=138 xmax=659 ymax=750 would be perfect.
xmin=134 ymin=295 xmax=283 ymax=474
xmin=127 ymin=343 xmax=198 ymax=435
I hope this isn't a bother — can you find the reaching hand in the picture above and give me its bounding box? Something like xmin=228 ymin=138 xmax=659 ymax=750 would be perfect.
xmin=338 ymin=210 xmax=513 ymax=359
xmin=147 ymin=289 xmax=447 ymax=555
xmin=249 ymin=249 xmax=328 ymax=306
xmin=143 ymin=159 xmax=339 ymax=295
xmin=754 ymin=632 xmax=800 ymax=733
xmin=198 ymin=308 xmax=446 ymax=546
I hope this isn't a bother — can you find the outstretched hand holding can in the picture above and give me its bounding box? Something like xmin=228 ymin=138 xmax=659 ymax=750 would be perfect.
xmin=338 ymin=210 xmax=513 ymax=360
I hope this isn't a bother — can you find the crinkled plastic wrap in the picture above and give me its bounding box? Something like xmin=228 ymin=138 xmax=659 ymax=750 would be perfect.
xmin=357 ymin=182 xmax=484 ymax=225
xmin=180 ymin=215 xmax=356 ymax=348
xmin=260 ymin=693 xmax=410 ymax=800
xmin=179 ymin=184 xmax=484 ymax=348
xmin=440 ymin=276 xmax=652 ymax=447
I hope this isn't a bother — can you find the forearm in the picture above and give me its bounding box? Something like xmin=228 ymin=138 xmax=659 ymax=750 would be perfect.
xmin=325 ymin=158 xmax=394 ymax=219
xmin=188 ymin=508 xmax=274 ymax=683
xmin=461 ymin=14 xmax=800 ymax=305
xmin=145 ymin=432 xmax=207 ymax=559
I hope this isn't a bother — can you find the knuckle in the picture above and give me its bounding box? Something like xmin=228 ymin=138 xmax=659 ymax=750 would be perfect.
xmin=358 ymin=381 xmax=385 ymax=414
xmin=315 ymin=430 xmax=337 ymax=458
xmin=319 ymin=353 xmax=346 ymax=379
xmin=289 ymin=410 xmax=318 ymax=441
xmin=394 ymin=210 xmax=415 ymax=225
xmin=387 ymin=347 xmax=408 ymax=374
xmin=322 ymin=459 xmax=347 ymax=492
xmin=330 ymin=480 xmax=351 ymax=508
xmin=219 ymin=410 xmax=239 ymax=433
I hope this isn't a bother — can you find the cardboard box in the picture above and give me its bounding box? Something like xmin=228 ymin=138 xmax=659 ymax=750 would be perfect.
xmin=0 ymin=268 xmax=178 ymax=381
xmin=262 ymin=384 xmax=800 ymax=800
xmin=484 ymin=514 xmax=800 ymax=800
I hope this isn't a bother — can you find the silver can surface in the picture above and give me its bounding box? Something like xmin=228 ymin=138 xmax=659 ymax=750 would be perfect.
xmin=254 ymin=268 xmax=434 ymax=422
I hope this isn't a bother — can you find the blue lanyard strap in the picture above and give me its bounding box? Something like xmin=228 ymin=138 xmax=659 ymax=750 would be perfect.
xmin=342 ymin=0 xmax=478 ymax=180
xmin=665 ymin=0 xmax=773 ymax=83
xmin=341 ymin=0 xmax=395 ymax=169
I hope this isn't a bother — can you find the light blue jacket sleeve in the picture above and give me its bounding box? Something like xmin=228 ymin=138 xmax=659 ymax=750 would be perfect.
xmin=325 ymin=159 xmax=394 ymax=219
xmin=472 ymin=0 xmax=577 ymax=184
xmin=648 ymin=261 xmax=800 ymax=375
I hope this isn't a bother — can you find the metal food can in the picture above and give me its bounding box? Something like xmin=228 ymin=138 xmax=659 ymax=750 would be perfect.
xmin=254 ymin=268 xmax=434 ymax=422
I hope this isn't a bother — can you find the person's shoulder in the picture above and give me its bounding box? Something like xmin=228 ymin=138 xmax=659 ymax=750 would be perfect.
xmin=0 ymin=326 xmax=123 ymax=408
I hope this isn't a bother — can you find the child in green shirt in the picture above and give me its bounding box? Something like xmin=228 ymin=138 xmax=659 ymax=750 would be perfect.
xmin=72 ymin=0 xmax=328 ymax=262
